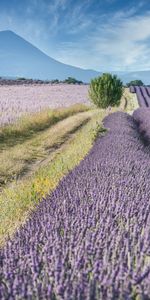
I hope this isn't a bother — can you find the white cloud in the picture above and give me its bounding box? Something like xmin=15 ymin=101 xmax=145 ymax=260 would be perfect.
xmin=52 ymin=11 xmax=150 ymax=71
xmin=0 ymin=1 xmax=150 ymax=72
xmin=94 ymin=12 xmax=150 ymax=70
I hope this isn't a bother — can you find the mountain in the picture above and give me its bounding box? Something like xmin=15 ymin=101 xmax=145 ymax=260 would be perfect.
xmin=118 ymin=71 xmax=150 ymax=85
xmin=0 ymin=30 xmax=150 ymax=84
xmin=0 ymin=30 xmax=100 ymax=82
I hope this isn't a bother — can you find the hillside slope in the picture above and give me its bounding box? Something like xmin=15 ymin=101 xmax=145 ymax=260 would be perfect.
xmin=0 ymin=30 xmax=100 ymax=82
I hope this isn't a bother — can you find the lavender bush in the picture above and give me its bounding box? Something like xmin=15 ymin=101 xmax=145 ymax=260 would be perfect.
xmin=146 ymin=87 xmax=150 ymax=97
xmin=129 ymin=86 xmax=135 ymax=93
xmin=0 ymin=84 xmax=90 ymax=126
xmin=0 ymin=112 xmax=150 ymax=299
xmin=133 ymin=107 xmax=150 ymax=144
xmin=135 ymin=86 xmax=147 ymax=107
xmin=130 ymin=86 xmax=150 ymax=107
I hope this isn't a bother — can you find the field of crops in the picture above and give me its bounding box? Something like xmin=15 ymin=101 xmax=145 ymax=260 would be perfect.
xmin=130 ymin=85 xmax=150 ymax=107
xmin=0 ymin=85 xmax=150 ymax=299
xmin=0 ymin=84 xmax=90 ymax=126
xmin=1 ymin=110 xmax=150 ymax=299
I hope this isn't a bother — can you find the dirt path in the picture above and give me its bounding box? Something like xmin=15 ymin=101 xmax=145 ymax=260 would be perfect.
xmin=0 ymin=110 xmax=96 ymax=190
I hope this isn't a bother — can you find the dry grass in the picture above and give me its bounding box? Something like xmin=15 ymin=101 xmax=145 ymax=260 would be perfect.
xmin=0 ymin=110 xmax=93 ymax=187
xmin=121 ymin=88 xmax=139 ymax=114
xmin=0 ymin=103 xmax=89 ymax=147
xmin=0 ymin=109 xmax=107 ymax=247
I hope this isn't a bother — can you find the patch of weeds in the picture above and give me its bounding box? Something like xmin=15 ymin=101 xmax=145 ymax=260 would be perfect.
xmin=91 ymin=121 xmax=107 ymax=141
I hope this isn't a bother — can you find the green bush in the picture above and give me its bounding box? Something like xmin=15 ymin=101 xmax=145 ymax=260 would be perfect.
xmin=51 ymin=79 xmax=59 ymax=84
xmin=17 ymin=77 xmax=26 ymax=80
xmin=126 ymin=80 xmax=144 ymax=87
xmin=89 ymin=73 xmax=123 ymax=108
xmin=64 ymin=77 xmax=83 ymax=84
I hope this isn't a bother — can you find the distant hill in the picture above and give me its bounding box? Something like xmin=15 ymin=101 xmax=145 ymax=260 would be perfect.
xmin=0 ymin=30 xmax=150 ymax=84
xmin=0 ymin=30 xmax=100 ymax=82
xmin=118 ymin=71 xmax=150 ymax=85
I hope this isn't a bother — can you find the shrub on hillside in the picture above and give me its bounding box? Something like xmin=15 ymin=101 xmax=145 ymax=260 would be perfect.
xmin=89 ymin=73 xmax=123 ymax=108
xmin=127 ymin=80 xmax=144 ymax=87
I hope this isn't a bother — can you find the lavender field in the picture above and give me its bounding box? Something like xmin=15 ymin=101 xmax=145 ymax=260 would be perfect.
xmin=0 ymin=84 xmax=90 ymax=126
xmin=2 ymin=0 xmax=150 ymax=298
xmin=0 ymin=84 xmax=150 ymax=299
xmin=1 ymin=112 xmax=150 ymax=299
xmin=130 ymin=86 xmax=150 ymax=107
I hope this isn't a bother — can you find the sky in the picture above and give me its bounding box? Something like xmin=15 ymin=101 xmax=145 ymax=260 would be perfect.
xmin=0 ymin=0 xmax=150 ymax=72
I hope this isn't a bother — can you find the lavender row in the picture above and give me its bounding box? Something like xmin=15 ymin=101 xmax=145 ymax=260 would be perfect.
xmin=1 ymin=112 xmax=150 ymax=299
xmin=130 ymin=85 xmax=150 ymax=107
xmin=133 ymin=107 xmax=150 ymax=144
xmin=129 ymin=86 xmax=135 ymax=93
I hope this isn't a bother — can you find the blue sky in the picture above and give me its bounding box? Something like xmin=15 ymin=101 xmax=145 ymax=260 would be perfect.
xmin=0 ymin=0 xmax=150 ymax=71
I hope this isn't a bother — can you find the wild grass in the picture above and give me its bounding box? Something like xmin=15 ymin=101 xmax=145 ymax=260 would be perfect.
xmin=0 ymin=103 xmax=89 ymax=147
xmin=0 ymin=110 xmax=93 ymax=187
xmin=121 ymin=88 xmax=139 ymax=113
xmin=0 ymin=109 xmax=107 ymax=247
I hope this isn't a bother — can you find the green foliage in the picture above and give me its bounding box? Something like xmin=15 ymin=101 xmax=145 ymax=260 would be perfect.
xmin=91 ymin=121 xmax=107 ymax=141
xmin=89 ymin=73 xmax=123 ymax=108
xmin=17 ymin=77 xmax=26 ymax=80
xmin=126 ymin=80 xmax=144 ymax=87
xmin=51 ymin=79 xmax=59 ymax=84
xmin=64 ymin=77 xmax=83 ymax=84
